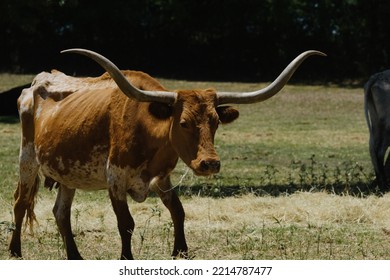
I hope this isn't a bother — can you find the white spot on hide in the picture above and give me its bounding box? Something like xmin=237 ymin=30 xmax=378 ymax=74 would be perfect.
xmin=106 ymin=161 xmax=151 ymax=202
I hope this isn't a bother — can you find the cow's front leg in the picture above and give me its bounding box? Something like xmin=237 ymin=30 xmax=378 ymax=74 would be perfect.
xmin=152 ymin=176 xmax=188 ymax=258
xmin=108 ymin=187 xmax=135 ymax=260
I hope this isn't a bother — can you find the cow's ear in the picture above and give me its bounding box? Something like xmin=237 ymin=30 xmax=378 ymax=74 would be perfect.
xmin=149 ymin=102 xmax=173 ymax=119
xmin=216 ymin=106 xmax=239 ymax=124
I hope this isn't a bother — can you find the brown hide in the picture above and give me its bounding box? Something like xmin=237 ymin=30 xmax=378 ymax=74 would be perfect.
xmin=32 ymin=70 xmax=229 ymax=184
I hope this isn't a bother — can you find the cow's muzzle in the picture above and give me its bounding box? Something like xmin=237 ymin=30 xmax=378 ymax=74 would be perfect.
xmin=192 ymin=158 xmax=221 ymax=176
xmin=200 ymin=159 xmax=220 ymax=173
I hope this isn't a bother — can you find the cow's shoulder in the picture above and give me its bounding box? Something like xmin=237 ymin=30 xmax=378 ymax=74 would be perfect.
xmin=121 ymin=70 xmax=168 ymax=92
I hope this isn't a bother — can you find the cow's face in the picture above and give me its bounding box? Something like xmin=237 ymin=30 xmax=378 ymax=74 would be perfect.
xmin=169 ymin=89 xmax=239 ymax=176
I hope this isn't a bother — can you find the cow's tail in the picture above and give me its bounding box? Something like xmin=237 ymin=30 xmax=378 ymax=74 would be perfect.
xmin=364 ymin=74 xmax=379 ymax=136
xmin=26 ymin=176 xmax=40 ymax=232
xmin=14 ymin=175 xmax=40 ymax=233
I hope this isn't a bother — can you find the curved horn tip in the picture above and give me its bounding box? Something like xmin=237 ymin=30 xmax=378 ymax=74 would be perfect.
xmin=60 ymin=49 xmax=73 ymax=54
xmin=305 ymin=50 xmax=327 ymax=57
xmin=60 ymin=48 xmax=94 ymax=55
xmin=61 ymin=48 xmax=77 ymax=54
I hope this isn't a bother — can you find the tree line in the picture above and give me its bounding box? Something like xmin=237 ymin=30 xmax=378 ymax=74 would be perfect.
xmin=1 ymin=0 xmax=389 ymax=83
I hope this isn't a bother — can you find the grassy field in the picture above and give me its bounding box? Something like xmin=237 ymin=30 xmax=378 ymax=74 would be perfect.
xmin=1 ymin=74 xmax=390 ymax=260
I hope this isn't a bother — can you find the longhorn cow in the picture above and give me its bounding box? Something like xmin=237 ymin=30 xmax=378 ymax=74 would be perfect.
xmin=364 ymin=70 xmax=390 ymax=192
xmin=9 ymin=49 xmax=324 ymax=259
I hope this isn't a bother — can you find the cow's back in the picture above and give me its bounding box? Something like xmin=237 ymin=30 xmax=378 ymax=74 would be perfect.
xmin=19 ymin=69 xmax=172 ymax=190
xmin=19 ymin=71 xmax=117 ymax=189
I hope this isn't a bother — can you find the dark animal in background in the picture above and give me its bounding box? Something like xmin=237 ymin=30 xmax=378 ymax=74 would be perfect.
xmin=0 ymin=84 xmax=30 ymax=116
xmin=364 ymin=70 xmax=390 ymax=192
xmin=9 ymin=49 xmax=324 ymax=259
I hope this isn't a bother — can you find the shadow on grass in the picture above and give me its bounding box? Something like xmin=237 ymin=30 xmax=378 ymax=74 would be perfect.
xmin=176 ymin=180 xmax=384 ymax=198
xmin=173 ymin=157 xmax=385 ymax=198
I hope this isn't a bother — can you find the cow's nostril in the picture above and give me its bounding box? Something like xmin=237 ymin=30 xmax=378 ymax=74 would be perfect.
xmin=200 ymin=160 xmax=210 ymax=171
xmin=200 ymin=160 xmax=221 ymax=172
xmin=213 ymin=160 xmax=221 ymax=170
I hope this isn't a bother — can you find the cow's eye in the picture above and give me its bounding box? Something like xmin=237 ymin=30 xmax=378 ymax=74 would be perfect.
xmin=180 ymin=119 xmax=189 ymax=129
xmin=209 ymin=116 xmax=220 ymax=128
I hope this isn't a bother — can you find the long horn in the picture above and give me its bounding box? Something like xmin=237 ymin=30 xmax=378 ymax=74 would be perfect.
xmin=217 ymin=50 xmax=326 ymax=105
xmin=61 ymin=48 xmax=177 ymax=104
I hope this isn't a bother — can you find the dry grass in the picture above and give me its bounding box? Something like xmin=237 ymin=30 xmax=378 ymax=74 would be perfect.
xmin=2 ymin=192 xmax=390 ymax=259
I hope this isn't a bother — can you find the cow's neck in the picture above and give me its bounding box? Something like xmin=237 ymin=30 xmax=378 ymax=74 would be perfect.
xmin=108 ymin=98 xmax=178 ymax=180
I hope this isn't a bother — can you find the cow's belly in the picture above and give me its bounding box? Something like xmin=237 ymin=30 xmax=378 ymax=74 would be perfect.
xmin=38 ymin=153 xmax=153 ymax=202
xmin=39 ymin=157 xmax=108 ymax=190
xmin=36 ymin=144 xmax=108 ymax=190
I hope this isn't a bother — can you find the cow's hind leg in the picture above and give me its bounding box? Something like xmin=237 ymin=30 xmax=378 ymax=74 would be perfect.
xmin=369 ymin=135 xmax=386 ymax=188
xmin=376 ymin=127 xmax=390 ymax=191
xmin=9 ymin=178 xmax=39 ymax=257
xmin=152 ymin=176 xmax=188 ymax=259
xmin=369 ymin=121 xmax=390 ymax=191
xmin=382 ymin=140 xmax=390 ymax=192
xmin=9 ymin=143 xmax=39 ymax=258
xmin=53 ymin=184 xmax=82 ymax=259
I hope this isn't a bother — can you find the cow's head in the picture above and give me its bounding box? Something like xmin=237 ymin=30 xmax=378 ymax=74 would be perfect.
xmin=167 ymin=89 xmax=238 ymax=175
xmin=61 ymin=49 xmax=325 ymax=176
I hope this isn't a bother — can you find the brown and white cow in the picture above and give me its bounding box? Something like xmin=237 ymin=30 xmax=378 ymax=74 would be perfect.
xmin=9 ymin=49 xmax=324 ymax=259
xmin=364 ymin=70 xmax=390 ymax=192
